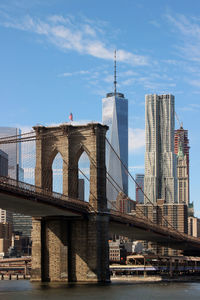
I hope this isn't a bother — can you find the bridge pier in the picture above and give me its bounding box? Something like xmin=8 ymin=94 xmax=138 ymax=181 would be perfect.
xmin=31 ymin=218 xmax=43 ymax=281
xmin=31 ymin=217 xmax=68 ymax=282
xmin=69 ymin=214 xmax=110 ymax=282
xmin=31 ymin=123 xmax=110 ymax=283
xmin=31 ymin=215 xmax=110 ymax=283
xmin=43 ymin=218 xmax=68 ymax=282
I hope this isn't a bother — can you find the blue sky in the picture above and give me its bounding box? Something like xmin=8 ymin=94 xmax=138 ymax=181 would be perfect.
xmin=1 ymin=0 xmax=200 ymax=215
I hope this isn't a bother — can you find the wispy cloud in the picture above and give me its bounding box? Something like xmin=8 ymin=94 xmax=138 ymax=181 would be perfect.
xmin=180 ymin=103 xmax=200 ymax=112
xmin=149 ymin=20 xmax=160 ymax=28
xmin=166 ymin=13 xmax=200 ymax=62
xmin=129 ymin=165 xmax=144 ymax=172
xmin=59 ymin=70 xmax=90 ymax=77
xmin=129 ymin=128 xmax=145 ymax=153
xmin=188 ymin=79 xmax=200 ymax=88
xmin=0 ymin=12 xmax=149 ymax=66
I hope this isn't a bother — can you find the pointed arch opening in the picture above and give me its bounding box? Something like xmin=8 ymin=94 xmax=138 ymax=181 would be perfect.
xmin=78 ymin=151 xmax=90 ymax=202
xmin=52 ymin=152 xmax=63 ymax=194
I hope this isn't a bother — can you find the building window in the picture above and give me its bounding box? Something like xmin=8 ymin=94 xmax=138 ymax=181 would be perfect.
xmin=144 ymin=206 xmax=148 ymax=217
xmin=163 ymin=205 xmax=168 ymax=216
xmin=190 ymin=219 xmax=193 ymax=236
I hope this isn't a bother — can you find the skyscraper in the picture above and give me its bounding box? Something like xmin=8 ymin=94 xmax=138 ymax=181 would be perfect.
xmin=102 ymin=52 xmax=128 ymax=202
xmin=0 ymin=127 xmax=24 ymax=180
xmin=144 ymin=94 xmax=177 ymax=204
xmin=135 ymin=174 xmax=144 ymax=204
xmin=102 ymin=92 xmax=128 ymax=201
xmin=0 ymin=149 xmax=12 ymax=224
xmin=0 ymin=127 xmax=31 ymax=239
xmin=174 ymin=126 xmax=190 ymax=205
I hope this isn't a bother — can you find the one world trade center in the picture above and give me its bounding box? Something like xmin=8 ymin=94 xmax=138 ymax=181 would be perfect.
xmin=102 ymin=52 xmax=128 ymax=202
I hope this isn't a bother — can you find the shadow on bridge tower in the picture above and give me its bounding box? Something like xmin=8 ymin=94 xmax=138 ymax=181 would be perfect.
xmin=31 ymin=123 xmax=110 ymax=283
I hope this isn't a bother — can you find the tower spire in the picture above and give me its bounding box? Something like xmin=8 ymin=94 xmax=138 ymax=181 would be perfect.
xmin=114 ymin=50 xmax=117 ymax=95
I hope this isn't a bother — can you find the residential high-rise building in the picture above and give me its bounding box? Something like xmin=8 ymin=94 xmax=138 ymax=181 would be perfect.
xmin=174 ymin=126 xmax=190 ymax=205
xmin=116 ymin=191 xmax=136 ymax=214
xmin=135 ymin=174 xmax=144 ymax=204
xmin=144 ymin=94 xmax=177 ymax=204
xmin=102 ymin=91 xmax=128 ymax=202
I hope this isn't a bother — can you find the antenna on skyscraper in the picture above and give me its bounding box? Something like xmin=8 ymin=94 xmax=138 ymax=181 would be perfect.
xmin=114 ymin=50 xmax=117 ymax=95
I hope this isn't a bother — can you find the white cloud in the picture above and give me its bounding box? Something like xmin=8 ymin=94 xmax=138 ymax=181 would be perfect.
xmin=149 ymin=20 xmax=160 ymax=28
xmin=188 ymin=79 xmax=200 ymax=88
xmin=180 ymin=103 xmax=200 ymax=112
xmin=129 ymin=128 xmax=145 ymax=153
xmin=129 ymin=165 xmax=144 ymax=172
xmin=0 ymin=13 xmax=149 ymax=66
xmin=121 ymin=70 xmax=138 ymax=77
xmin=166 ymin=13 xmax=200 ymax=62
xmin=59 ymin=70 xmax=90 ymax=77
xmin=102 ymin=100 xmax=113 ymax=123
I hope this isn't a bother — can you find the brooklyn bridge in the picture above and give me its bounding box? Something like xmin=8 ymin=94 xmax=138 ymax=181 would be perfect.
xmin=0 ymin=123 xmax=200 ymax=282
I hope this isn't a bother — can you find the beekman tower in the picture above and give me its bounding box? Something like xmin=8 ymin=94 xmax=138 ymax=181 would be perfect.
xmin=144 ymin=94 xmax=177 ymax=204
xmin=102 ymin=51 xmax=128 ymax=202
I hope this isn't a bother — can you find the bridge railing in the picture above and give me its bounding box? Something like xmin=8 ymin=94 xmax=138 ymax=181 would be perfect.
xmin=1 ymin=176 xmax=200 ymax=244
xmin=110 ymin=209 xmax=200 ymax=244
xmin=0 ymin=175 xmax=90 ymax=210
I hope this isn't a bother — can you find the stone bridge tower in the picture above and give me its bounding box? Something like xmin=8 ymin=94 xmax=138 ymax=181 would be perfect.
xmin=31 ymin=123 xmax=110 ymax=283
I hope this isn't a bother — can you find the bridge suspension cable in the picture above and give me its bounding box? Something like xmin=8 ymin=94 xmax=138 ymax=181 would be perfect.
xmin=79 ymin=143 xmax=162 ymax=227
xmin=0 ymin=129 xmax=186 ymax=239
xmin=105 ymin=137 xmax=185 ymax=238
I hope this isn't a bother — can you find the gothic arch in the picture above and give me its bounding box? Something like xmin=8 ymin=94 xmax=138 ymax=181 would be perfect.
xmin=33 ymin=123 xmax=108 ymax=211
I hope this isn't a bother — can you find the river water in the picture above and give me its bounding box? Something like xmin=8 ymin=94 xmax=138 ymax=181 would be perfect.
xmin=0 ymin=280 xmax=200 ymax=300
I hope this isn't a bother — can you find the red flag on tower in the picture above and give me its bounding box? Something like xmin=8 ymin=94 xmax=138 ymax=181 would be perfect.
xmin=69 ymin=113 xmax=73 ymax=121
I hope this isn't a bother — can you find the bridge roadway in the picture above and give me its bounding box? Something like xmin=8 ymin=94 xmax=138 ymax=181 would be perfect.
xmin=0 ymin=176 xmax=200 ymax=255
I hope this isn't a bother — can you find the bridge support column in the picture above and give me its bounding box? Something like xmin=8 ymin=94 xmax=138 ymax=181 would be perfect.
xmin=69 ymin=214 xmax=110 ymax=283
xmin=31 ymin=218 xmax=43 ymax=281
xmin=43 ymin=218 xmax=68 ymax=282
xmin=31 ymin=217 xmax=68 ymax=282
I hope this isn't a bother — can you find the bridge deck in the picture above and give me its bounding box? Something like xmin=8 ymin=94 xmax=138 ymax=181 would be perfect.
xmin=0 ymin=176 xmax=200 ymax=254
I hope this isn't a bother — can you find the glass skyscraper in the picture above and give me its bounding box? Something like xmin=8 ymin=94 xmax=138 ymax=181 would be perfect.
xmin=102 ymin=92 xmax=128 ymax=202
xmin=0 ymin=127 xmax=24 ymax=180
xmin=0 ymin=127 xmax=31 ymax=238
xmin=135 ymin=174 xmax=144 ymax=204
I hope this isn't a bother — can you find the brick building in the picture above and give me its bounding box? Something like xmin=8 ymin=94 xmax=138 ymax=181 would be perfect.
xmin=0 ymin=222 xmax=12 ymax=256
xmin=136 ymin=199 xmax=188 ymax=255
xmin=116 ymin=191 xmax=136 ymax=214
xmin=174 ymin=126 xmax=190 ymax=205
xmin=109 ymin=240 xmax=127 ymax=264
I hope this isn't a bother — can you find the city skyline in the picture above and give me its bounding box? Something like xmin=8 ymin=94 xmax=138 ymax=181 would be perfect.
xmin=1 ymin=1 xmax=200 ymax=216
